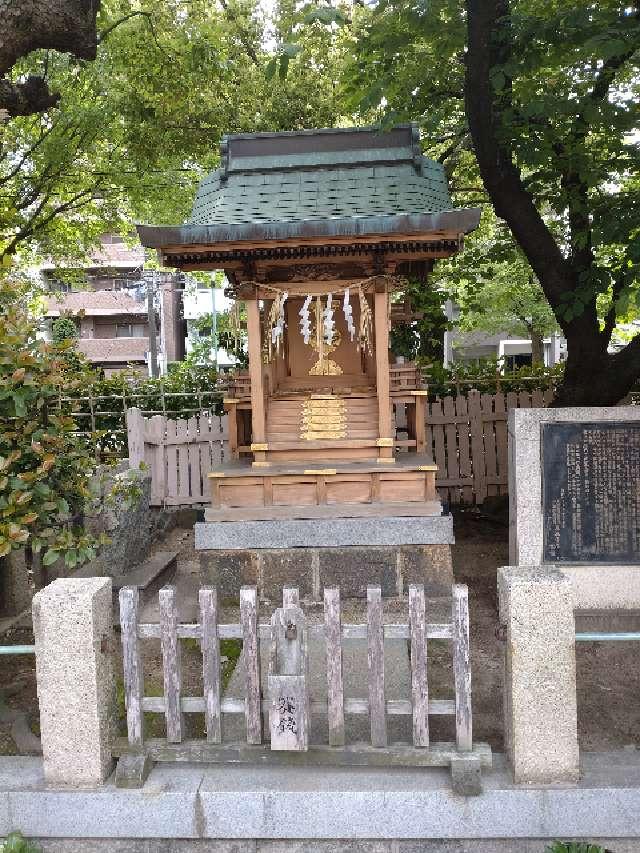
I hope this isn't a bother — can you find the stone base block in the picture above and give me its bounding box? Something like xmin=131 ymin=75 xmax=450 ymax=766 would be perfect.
xmin=450 ymin=754 xmax=482 ymax=796
xmin=200 ymin=544 xmax=453 ymax=602
xmin=115 ymin=752 xmax=153 ymax=789
xmin=195 ymin=515 xmax=453 ymax=550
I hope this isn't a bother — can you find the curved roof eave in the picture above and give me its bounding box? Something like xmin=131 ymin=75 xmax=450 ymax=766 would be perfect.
xmin=137 ymin=209 xmax=481 ymax=250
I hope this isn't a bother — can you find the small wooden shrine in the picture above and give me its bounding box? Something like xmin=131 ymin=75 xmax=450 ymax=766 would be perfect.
xmin=139 ymin=125 xmax=479 ymax=524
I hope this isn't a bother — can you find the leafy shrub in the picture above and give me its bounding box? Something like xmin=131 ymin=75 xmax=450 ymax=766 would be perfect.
xmin=0 ymin=279 xmax=100 ymax=566
xmin=51 ymin=316 xmax=78 ymax=343
xmin=421 ymin=357 xmax=563 ymax=400
xmin=0 ymin=832 xmax=41 ymax=853
xmin=545 ymin=843 xmax=610 ymax=853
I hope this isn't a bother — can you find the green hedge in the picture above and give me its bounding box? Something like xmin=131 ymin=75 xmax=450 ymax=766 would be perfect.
xmin=421 ymin=358 xmax=564 ymax=400
xmin=56 ymin=364 xmax=224 ymax=456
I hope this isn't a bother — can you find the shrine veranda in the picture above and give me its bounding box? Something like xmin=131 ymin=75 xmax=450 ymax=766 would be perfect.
xmin=139 ymin=124 xmax=480 ymax=596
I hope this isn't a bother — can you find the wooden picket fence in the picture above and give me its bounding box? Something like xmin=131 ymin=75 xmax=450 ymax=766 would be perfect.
xmin=423 ymin=388 xmax=553 ymax=505
xmin=116 ymin=583 xmax=490 ymax=788
xmin=126 ymin=407 xmax=228 ymax=506
xmin=127 ymin=389 xmax=551 ymax=507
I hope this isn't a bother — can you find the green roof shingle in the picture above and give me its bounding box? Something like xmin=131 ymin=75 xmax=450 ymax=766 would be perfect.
xmin=188 ymin=125 xmax=453 ymax=227
xmin=138 ymin=125 xmax=481 ymax=249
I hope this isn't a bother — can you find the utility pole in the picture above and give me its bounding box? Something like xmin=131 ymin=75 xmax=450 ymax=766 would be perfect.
xmin=146 ymin=271 xmax=159 ymax=378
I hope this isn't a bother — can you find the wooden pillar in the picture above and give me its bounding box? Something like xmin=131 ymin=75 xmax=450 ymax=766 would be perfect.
xmin=246 ymin=294 xmax=267 ymax=466
xmin=412 ymin=391 xmax=428 ymax=455
xmin=374 ymin=283 xmax=393 ymax=462
xmin=224 ymin=399 xmax=239 ymax=459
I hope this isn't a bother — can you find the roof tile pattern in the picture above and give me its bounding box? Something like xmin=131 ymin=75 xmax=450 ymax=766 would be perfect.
xmin=188 ymin=126 xmax=453 ymax=227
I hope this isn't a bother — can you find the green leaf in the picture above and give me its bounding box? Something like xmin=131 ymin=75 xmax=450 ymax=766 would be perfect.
xmin=280 ymin=42 xmax=303 ymax=59
xmin=42 ymin=549 xmax=59 ymax=566
xmin=278 ymin=55 xmax=290 ymax=79
xmin=303 ymin=7 xmax=348 ymax=26
xmin=265 ymin=57 xmax=277 ymax=81
xmin=12 ymin=392 xmax=26 ymax=417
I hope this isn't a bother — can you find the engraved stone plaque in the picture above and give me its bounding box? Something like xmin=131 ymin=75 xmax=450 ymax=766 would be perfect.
xmin=542 ymin=421 xmax=640 ymax=563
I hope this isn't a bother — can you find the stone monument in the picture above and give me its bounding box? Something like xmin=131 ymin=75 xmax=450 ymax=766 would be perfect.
xmin=509 ymin=405 xmax=640 ymax=609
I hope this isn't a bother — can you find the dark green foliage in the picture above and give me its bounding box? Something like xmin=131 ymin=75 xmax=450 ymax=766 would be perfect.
xmin=545 ymin=843 xmax=611 ymax=853
xmin=51 ymin=317 xmax=78 ymax=344
xmin=424 ymin=358 xmax=563 ymax=399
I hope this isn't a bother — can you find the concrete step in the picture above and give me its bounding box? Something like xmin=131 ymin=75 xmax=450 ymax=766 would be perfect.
xmin=112 ymin=550 xmax=179 ymax=617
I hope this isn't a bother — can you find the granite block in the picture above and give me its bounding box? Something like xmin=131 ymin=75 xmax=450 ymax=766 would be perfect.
xmin=32 ymin=578 xmax=115 ymax=787
xmin=195 ymin=515 xmax=454 ymax=550
xmin=318 ymin=547 xmax=397 ymax=597
xmin=199 ymin=551 xmax=258 ymax=601
xmin=258 ymin=551 xmax=313 ymax=602
xmin=498 ymin=565 xmax=579 ymax=784
xmin=401 ymin=545 xmax=453 ymax=595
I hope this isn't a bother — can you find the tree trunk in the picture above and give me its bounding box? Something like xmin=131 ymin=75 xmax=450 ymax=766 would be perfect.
xmin=0 ymin=0 xmax=100 ymax=118
xmin=464 ymin=0 xmax=640 ymax=406
xmin=530 ymin=328 xmax=544 ymax=366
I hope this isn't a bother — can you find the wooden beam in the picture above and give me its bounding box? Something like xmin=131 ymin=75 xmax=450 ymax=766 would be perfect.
xmin=159 ymin=231 xmax=463 ymax=257
xmin=245 ymin=294 xmax=266 ymax=462
xmin=374 ymin=284 xmax=393 ymax=461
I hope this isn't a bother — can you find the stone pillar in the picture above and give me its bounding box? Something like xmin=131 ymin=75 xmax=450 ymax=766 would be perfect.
xmin=33 ymin=577 xmax=115 ymax=786
xmin=498 ymin=565 xmax=579 ymax=784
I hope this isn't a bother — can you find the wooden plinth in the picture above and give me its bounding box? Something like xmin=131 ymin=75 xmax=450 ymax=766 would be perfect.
xmin=207 ymin=456 xmax=439 ymax=521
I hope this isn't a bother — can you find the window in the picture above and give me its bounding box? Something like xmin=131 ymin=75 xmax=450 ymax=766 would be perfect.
xmin=116 ymin=322 xmax=147 ymax=338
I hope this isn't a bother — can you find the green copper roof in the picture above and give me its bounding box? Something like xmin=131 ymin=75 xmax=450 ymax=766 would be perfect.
xmin=138 ymin=125 xmax=480 ymax=248
xmin=188 ymin=125 xmax=453 ymax=226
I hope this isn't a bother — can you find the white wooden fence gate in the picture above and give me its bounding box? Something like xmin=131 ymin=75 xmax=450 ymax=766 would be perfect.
xmin=126 ymin=407 xmax=228 ymax=506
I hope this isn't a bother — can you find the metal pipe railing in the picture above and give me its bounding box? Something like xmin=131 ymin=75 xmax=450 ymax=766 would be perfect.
xmin=0 ymin=645 xmax=35 ymax=655
xmin=576 ymin=632 xmax=640 ymax=642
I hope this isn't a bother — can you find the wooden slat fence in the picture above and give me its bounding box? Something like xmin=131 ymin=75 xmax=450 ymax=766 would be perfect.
xmin=129 ymin=389 xmax=552 ymax=508
xmin=398 ymin=389 xmax=553 ymax=505
xmin=126 ymin=407 xmax=228 ymax=506
xmin=117 ymin=583 xmax=490 ymax=785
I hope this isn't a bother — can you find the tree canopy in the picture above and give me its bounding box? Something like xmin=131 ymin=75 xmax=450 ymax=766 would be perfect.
xmin=0 ymin=0 xmax=350 ymax=265
xmin=1 ymin=0 xmax=639 ymax=404
xmin=341 ymin=0 xmax=640 ymax=402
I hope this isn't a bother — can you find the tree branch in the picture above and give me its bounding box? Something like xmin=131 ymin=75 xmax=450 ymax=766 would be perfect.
xmin=464 ymin=0 xmax=571 ymax=313
xmin=98 ymin=11 xmax=150 ymax=43
xmin=219 ymin=0 xmax=261 ymax=67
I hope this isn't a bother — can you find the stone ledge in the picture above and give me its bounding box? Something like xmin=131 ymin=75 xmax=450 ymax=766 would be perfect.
xmin=195 ymin=515 xmax=454 ymax=550
xmin=3 ymin=754 xmax=640 ymax=840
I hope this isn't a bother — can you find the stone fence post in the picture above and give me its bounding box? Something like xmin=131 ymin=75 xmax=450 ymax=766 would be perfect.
xmin=33 ymin=577 xmax=115 ymax=786
xmin=498 ymin=565 xmax=579 ymax=784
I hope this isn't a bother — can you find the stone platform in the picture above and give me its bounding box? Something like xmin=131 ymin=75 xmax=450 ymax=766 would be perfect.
xmin=199 ymin=541 xmax=453 ymax=601
xmin=197 ymin=454 xmax=453 ymax=600
xmin=5 ymin=753 xmax=640 ymax=848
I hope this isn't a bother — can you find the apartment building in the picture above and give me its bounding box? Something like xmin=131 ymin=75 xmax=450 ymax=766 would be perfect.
xmin=42 ymin=235 xmax=185 ymax=377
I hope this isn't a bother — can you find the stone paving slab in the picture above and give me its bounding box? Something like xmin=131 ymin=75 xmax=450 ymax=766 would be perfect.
xmin=3 ymin=753 xmax=640 ymax=841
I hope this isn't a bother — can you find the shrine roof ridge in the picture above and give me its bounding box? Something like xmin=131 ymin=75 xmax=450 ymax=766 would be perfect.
xmin=218 ymin=124 xmax=423 ymax=176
